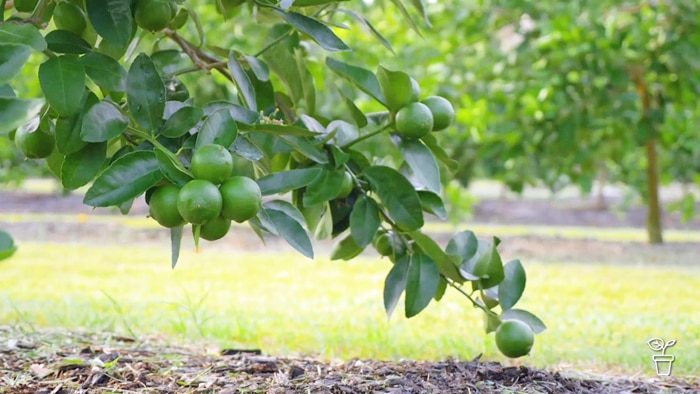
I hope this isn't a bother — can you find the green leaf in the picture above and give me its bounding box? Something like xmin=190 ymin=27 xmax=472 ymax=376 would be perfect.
xmin=483 ymin=311 xmax=501 ymax=334
xmin=264 ymin=200 xmax=307 ymax=228
xmin=434 ymin=276 xmax=447 ymax=301
xmin=274 ymin=10 xmax=350 ymax=52
xmin=498 ymin=260 xmax=527 ymax=311
xmin=240 ymin=123 xmax=319 ymax=137
xmin=266 ymin=208 xmax=314 ymax=258
xmin=44 ymin=30 xmax=92 ymax=54
xmin=363 ymin=166 xmax=423 ymax=231
xmin=405 ymin=254 xmax=440 ymax=318
xmin=330 ymin=234 xmax=364 ymax=261
xmin=80 ymin=101 xmax=129 ymax=142
xmin=55 ymin=91 xmax=97 ymax=154
xmin=60 ymin=142 xmax=107 ymax=190
xmin=231 ymin=135 xmax=264 ymax=161
xmin=408 ymin=230 xmax=462 ymax=282
xmin=262 ymin=38 xmax=303 ymax=105
xmin=204 ymin=101 xmax=260 ymax=124
xmin=170 ymin=226 xmax=184 ymax=269
xmin=0 ymin=85 xmax=14 ymax=97
xmin=228 ymin=51 xmax=257 ymax=111
xmin=39 ymin=56 xmax=86 ymax=116
xmin=303 ymin=168 xmax=345 ymax=206
xmin=83 ymin=150 xmax=163 ymax=207
xmin=279 ymin=135 xmax=328 ymax=164
xmin=0 ymin=97 xmax=44 ymax=135
xmin=398 ymin=138 xmax=441 ymax=193
xmin=501 ymin=309 xmax=547 ymax=334
xmin=383 ymin=254 xmax=410 ymax=318
xmin=196 ymin=108 xmax=238 ymax=149
xmin=446 ymin=231 xmax=478 ymax=278
xmin=388 ymin=0 xmax=423 ymax=36
xmin=326 ymin=58 xmax=386 ymax=106
xmin=127 ymin=53 xmax=165 ymax=131
xmin=417 ymin=190 xmax=447 ymax=219
xmin=337 ymin=89 xmax=368 ymax=128
xmin=86 ymin=0 xmax=133 ymax=48
xmin=256 ymin=167 xmax=322 ymax=195
xmin=291 ymin=0 xmax=349 ymax=6
xmin=420 ymin=133 xmax=459 ymax=171
xmin=336 ymin=9 xmax=394 ymax=54
xmin=154 ymin=149 xmax=192 ymax=187
xmin=0 ymin=45 xmax=31 ymax=86
xmin=464 ymin=237 xmax=504 ymax=289
xmin=0 ymin=230 xmax=17 ymax=262
xmin=160 ymin=106 xmax=203 ymax=138
xmin=349 ymin=195 xmax=380 ymax=248
xmin=377 ymin=65 xmax=414 ymax=112
xmin=0 ymin=23 xmax=46 ymax=51
xmin=243 ymin=54 xmax=270 ymax=81
xmin=407 ymin=0 xmax=431 ymax=27
xmin=80 ymin=52 xmax=128 ymax=92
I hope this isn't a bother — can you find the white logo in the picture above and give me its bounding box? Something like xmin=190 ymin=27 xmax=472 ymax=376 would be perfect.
xmin=647 ymin=338 xmax=676 ymax=376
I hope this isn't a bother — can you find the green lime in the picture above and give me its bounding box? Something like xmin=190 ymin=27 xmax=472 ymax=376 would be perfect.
xmin=15 ymin=127 xmax=54 ymax=159
xmin=421 ymin=96 xmax=455 ymax=131
xmin=14 ymin=0 xmax=38 ymax=12
xmin=53 ymin=2 xmax=87 ymax=36
xmin=148 ymin=184 xmax=185 ymax=228
xmin=190 ymin=144 xmax=234 ymax=184
xmin=337 ymin=171 xmax=354 ymax=198
xmin=395 ymin=102 xmax=434 ymax=139
xmin=373 ymin=230 xmax=405 ymax=258
xmin=134 ymin=0 xmax=173 ymax=32
xmin=198 ymin=216 xmax=232 ymax=241
xmin=219 ymin=176 xmax=262 ymax=223
xmin=177 ymin=180 xmax=223 ymax=225
xmin=495 ymin=320 xmax=535 ymax=358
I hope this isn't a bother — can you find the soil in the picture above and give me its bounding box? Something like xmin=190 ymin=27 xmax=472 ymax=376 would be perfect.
xmin=1 ymin=189 xmax=700 ymax=393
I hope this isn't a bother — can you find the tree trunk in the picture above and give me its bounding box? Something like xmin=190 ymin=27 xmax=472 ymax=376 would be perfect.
xmin=645 ymin=138 xmax=663 ymax=244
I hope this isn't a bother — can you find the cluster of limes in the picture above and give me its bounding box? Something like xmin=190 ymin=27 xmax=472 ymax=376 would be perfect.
xmin=148 ymin=144 xmax=263 ymax=241
xmin=393 ymin=81 xmax=456 ymax=140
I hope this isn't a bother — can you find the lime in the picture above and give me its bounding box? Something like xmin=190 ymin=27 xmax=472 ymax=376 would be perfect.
xmin=422 ymin=96 xmax=455 ymax=131
xmin=373 ymin=230 xmax=405 ymax=258
xmin=15 ymin=127 xmax=54 ymax=159
xmin=395 ymin=102 xmax=434 ymax=139
xmin=190 ymin=144 xmax=234 ymax=184
xmin=14 ymin=0 xmax=38 ymax=12
xmin=337 ymin=171 xmax=354 ymax=198
xmin=134 ymin=0 xmax=173 ymax=32
xmin=177 ymin=180 xmax=223 ymax=225
xmin=495 ymin=320 xmax=535 ymax=358
xmin=148 ymin=184 xmax=185 ymax=228
xmin=198 ymin=216 xmax=231 ymax=241
xmin=219 ymin=176 xmax=262 ymax=223
xmin=53 ymin=2 xmax=87 ymax=36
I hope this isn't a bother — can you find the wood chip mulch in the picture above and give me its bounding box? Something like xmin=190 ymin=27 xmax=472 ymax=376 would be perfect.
xmin=0 ymin=327 xmax=697 ymax=394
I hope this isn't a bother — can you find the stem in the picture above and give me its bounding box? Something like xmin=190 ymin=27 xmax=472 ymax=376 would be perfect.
xmin=163 ymin=29 xmax=233 ymax=83
xmin=1 ymin=0 xmax=7 ymax=22
xmin=28 ymin=0 xmax=49 ymax=27
xmin=127 ymin=127 xmax=181 ymax=164
xmin=446 ymin=278 xmax=499 ymax=318
xmin=253 ymin=29 xmax=293 ymax=58
xmin=341 ymin=123 xmax=393 ymax=149
xmin=166 ymin=61 xmax=227 ymax=78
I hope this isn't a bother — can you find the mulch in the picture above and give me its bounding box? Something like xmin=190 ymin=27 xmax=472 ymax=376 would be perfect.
xmin=1 ymin=327 xmax=697 ymax=394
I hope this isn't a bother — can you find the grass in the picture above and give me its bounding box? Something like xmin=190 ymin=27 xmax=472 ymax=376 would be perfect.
xmin=1 ymin=240 xmax=699 ymax=378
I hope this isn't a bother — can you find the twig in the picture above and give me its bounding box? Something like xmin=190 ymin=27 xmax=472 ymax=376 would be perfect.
xmin=162 ymin=29 xmax=233 ymax=82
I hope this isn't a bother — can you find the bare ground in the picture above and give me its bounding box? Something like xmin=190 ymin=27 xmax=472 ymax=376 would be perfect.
xmin=1 ymin=190 xmax=700 ymax=393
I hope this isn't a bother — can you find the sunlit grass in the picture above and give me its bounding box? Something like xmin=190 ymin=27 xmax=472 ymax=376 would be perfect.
xmin=1 ymin=242 xmax=698 ymax=378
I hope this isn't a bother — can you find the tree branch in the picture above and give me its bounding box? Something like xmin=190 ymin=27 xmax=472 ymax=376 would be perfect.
xmin=162 ymin=29 xmax=233 ymax=83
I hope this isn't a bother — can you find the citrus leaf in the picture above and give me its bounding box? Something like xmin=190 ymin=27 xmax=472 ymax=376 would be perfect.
xmin=86 ymin=0 xmax=133 ymax=48
xmin=501 ymin=309 xmax=547 ymax=334
xmin=0 ymin=45 xmax=31 ymax=86
xmin=266 ymin=208 xmax=314 ymax=258
xmin=349 ymin=195 xmax=380 ymax=248
xmin=446 ymin=231 xmax=479 ymax=280
xmin=243 ymin=54 xmax=270 ymax=81
xmin=80 ymin=101 xmax=129 ymax=142
xmin=80 ymin=52 xmax=128 ymax=92
xmin=377 ymin=65 xmax=413 ymax=112
xmin=336 ymin=89 xmax=368 ymax=128
xmin=44 ymin=30 xmax=91 ymax=54
xmin=38 ymin=56 xmax=86 ymax=116
xmin=0 ymin=230 xmax=17 ymax=262
xmin=0 ymin=97 xmax=44 ymax=135
xmin=83 ymin=150 xmax=163 ymax=207
xmin=408 ymin=230 xmax=462 ymax=282
xmin=240 ymin=123 xmax=319 ymax=137
xmin=196 ymin=108 xmax=238 ymax=149
xmin=388 ymin=0 xmax=423 ymax=36
xmin=256 ymin=167 xmax=322 ymax=196
xmin=466 ymin=237 xmax=505 ymax=289
xmin=170 ymin=226 xmax=184 ymax=269
xmin=326 ymin=57 xmax=386 ymax=106
xmin=0 ymin=23 xmax=46 ymax=51
xmin=55 ymin=91 xmax=97 ymax=154
xmin=398 ymin=138 xmax=441 ymax=193
xmin=417 ymin=190 xmax=447 ymax=219
xmin=434 ymin=276 xmax=447 ymax=301
xmin=264 ymin=200 xmax=307 ymax=227
xmin=60 ymin=142 xmax=107 ymax=190
xmin=274 ymin=10 xmax=350 ymax=52
xmin=407 ymin=0 xmax=431 ymax=27
xmin=405 ymin=253 xmax=440 ymax=318
xmin=228 ymin=51 xmax=257 ymax=111
xmin=363 ymin=165 xmax=423 ymax=231
xmin=160 ymin=106 xmax=203 ymax=138
xmin=420 ymin=133 xmax=459 ymax=171
xmin=230 ymin=135 xmax=263 ymax=161
xmin=498 ymin=259 xmax=527 ymax=311
xmin=154 ymin=149 xmax=192 ymax=187
xmin=330 ymin=234 xmax=364 ymax=261
xmin=279 ymin=135 xmax=328 ymax=164
xmin=127 ymin=53 xmax=165 ymax=131
xmin=204 ymin=101 xmax=260 ymax=124
xmin=383 ymin=254 xmax=410 ymax=319
xmin=336 ymin=9 xmax=394 ymax=54
xmin=292 ymin=0 xmax=349 ymax=6
xmin=303 ymin=168 xmax=345 ymax=206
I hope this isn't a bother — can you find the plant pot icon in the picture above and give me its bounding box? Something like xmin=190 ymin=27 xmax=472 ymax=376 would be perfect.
xmin=652 ymin=354 xmax=675 ymax=376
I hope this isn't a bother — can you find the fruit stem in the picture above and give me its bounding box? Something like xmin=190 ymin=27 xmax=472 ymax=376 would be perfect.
xmin=341 ymin=123 xmax=394 ymax=149
xmin=446 ymin=277 xmax=500 ymax=319
xmin=127 ymin=126 xmax=181 ymax=164
xmin=29 ymin=0 xmax=49 ymax=27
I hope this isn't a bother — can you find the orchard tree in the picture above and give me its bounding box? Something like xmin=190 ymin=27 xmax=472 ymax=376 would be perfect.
xmin=0 ymin=0 xmax=545 ymax=357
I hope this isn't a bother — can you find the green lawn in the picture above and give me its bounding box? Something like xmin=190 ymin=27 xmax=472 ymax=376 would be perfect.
xmin=1 ymin=239 xmax=698 ymax=378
